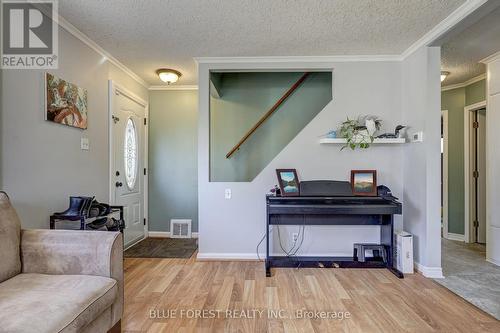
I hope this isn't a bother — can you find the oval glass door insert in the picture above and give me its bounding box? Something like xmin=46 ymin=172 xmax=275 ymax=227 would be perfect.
xmin=124 ymin=117 xmax=138 ymax=189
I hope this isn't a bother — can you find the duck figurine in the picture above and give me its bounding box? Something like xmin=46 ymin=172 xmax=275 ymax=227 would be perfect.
xmin=377 ymin=125 xmax=406 ymax=139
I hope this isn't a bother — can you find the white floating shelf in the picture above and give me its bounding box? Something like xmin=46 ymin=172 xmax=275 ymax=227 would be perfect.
xmin=319 ymin=138 xmax=406 ymax=144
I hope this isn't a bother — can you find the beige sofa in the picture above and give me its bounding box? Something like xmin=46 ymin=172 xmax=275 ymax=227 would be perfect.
xmin=0 ymin=192 xmax=123 ymax=333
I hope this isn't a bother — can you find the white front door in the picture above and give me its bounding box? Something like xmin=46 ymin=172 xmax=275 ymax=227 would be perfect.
xmin=111 ymin=84 xmax=146 ymax=247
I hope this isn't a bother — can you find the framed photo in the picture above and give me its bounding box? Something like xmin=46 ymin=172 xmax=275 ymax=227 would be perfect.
xmin=276 ymin=169 xmax=300 ymax=196
xmin=45 ymin=72 xmax=88 ymax=129
xmin=351 ymin=170 xmax=377 ymax=196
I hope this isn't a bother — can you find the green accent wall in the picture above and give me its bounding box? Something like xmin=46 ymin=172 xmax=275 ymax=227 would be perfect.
xmin=210 ymin=72 xmax=332 ymax=182
xmin=441 ymin=79 xmax=485 ymax=235
xmin=442 ymin=87 xmax=466 ymax=235
xmin=466 ymin=79 xmax=486 ymax=106
xmin=149 ymin=90 xmax=198 ymax=232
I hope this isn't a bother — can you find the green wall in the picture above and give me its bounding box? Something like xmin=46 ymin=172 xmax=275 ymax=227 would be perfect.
xmin=210 ymin=72 xmax=332 ymax=182
xmin=466 ymin=79 xmax=486 ymax=106
xmin=442 ymin=87 xmax=466 ymax=235
xmin=441 ymin=79 xmax=485 ymax=235
xmin=149 ymin=90 xmax=198 ymax=232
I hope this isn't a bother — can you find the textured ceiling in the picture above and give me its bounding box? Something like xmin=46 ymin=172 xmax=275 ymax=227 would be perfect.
xmin=59 ymin=0 xmax=465 ymax=85
xmin=441 ymin=5 xmax=500 ymax=86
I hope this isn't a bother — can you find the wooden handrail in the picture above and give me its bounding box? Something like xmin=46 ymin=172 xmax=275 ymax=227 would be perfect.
xmin=226 ymin=72 xmax=310 ymax=158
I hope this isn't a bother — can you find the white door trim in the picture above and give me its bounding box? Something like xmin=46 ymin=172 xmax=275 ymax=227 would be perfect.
xmin=464 ymin=100 xmax=487 ymax=243
xmin=108 ymin=80 xmax=149 ymax=239
xmin=442 ymin=110 xmax=449 ymax=239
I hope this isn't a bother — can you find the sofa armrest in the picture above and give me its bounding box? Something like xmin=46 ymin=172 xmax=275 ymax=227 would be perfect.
xmin=21 ymin=229 xmax=122 ymax=276
xmin=21 ymin=229 xmax=123 ymax=325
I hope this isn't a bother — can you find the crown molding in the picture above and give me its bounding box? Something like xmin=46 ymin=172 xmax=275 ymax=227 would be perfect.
xmin=480 ymin=50 xmax=500 ymax=64
xmin=149 ymin=85 xmax=198 ymax=91
xmin=194 ymin=55 xmax=402 ymax=64
xmin=57 ymin=14 xmax=149 ymax=89
xmin=441 ymin=73 xmax=486 ymax=91
xmin=401 ymin=0 xmax=489 ymax=59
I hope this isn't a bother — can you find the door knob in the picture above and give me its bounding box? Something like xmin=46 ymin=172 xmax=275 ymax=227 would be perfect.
xmin=115 ymin=182 xmax=123 ymax=187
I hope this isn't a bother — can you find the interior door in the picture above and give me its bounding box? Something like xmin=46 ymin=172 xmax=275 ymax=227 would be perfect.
xmin=476 ymin=109 xmax=486 ymax=243
xmin=112 ymin=88 xmax=145 ymax=247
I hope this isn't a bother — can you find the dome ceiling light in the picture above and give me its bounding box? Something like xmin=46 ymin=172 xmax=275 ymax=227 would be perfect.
xmin=156 ymin=68 xmax=182 ymax=84
xmin=440 ymin=71 xmax=450 ymax=82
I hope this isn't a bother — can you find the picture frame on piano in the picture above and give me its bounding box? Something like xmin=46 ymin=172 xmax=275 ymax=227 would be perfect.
xmin=351 ymin=170 xmax=377 ymax=196
xmin=276 ymin=169 xmax=300 ymax=196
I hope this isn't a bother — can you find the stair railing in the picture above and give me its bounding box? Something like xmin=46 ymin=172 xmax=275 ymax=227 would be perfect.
xmin=225 ymin=72 xmax=310 ymax=158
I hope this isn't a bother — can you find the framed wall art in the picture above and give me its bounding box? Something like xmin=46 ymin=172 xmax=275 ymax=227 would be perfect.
xmin=45 ymin=72 xmax=88 ymax=129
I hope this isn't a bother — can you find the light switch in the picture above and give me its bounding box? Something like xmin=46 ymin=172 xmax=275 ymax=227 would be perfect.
xmin=225 ymin=188 xmax=232 ymax=199
xmin=411 ymin=131 xmax=424 ymax=143
xmin=81 ymin=137 xmax=90 ymax=150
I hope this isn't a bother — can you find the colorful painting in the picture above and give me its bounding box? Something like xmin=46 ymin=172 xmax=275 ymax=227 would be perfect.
xmin=45 ymin=73 xmax=88 ymax=129
xmin=276 ymin=169 xmax=300 ymax=196
xmin=351 ymin=170 xmax=377 ymax=196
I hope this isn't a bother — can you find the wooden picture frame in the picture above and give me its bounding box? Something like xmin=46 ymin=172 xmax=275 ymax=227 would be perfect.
xmin=351 ymin=170 xmax=377 ymax=196
xmin=276 ymin=169 xmax=300 ymax=196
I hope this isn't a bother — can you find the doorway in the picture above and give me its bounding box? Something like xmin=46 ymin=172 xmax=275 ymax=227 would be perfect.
xmin=465 ymin=102 xmax=487 ymax=244
xmin=109 ymin=81 xmax=148 ymax=248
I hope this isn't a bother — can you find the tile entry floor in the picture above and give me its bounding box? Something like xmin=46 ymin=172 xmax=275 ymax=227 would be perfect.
xmin=436 ymin=238 xmax=500 ymax=319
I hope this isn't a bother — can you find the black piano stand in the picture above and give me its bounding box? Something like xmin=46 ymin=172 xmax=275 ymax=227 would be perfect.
xmin=265 ymin=201 xmax=404 ymax=279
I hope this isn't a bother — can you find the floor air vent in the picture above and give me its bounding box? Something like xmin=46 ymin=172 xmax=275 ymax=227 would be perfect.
xmin=170 ymin=219 xmax=192 ymax=238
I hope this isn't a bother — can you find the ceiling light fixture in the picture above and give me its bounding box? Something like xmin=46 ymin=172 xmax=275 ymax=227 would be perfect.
xmin=156 ymin=68 xmax=181 ymax=84
xmin=440 ymin=71 xmax=450 ymax=82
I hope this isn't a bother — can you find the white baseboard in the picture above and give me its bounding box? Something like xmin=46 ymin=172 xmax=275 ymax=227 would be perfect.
xmin=196 ymin=253 xmax=261 ymax=261
xmin=197 ymin=252 xmax=366 ymax=260
xmin=486 ymin=257 xmax=500 ymax=266
xmin=414 ymin=262 xmax=444 ymax=278
xmin=445 ymin=233 xmax=465 ymax=242
xmin=148 ymin=231 xmax=198 ymax=238
xmin=270 ymin=252 xmax=353 ymax=257
xmin=196 ymin=252 xmax=354 ymax=260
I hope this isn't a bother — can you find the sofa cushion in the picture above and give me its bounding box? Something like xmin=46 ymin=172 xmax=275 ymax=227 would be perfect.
xmin=0 ymin=191 xmax=21 ymax=283
xmin=0 ymin=273 xmax=117 ymax=333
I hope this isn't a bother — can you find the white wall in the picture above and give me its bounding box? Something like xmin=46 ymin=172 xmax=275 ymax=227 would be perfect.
xmin=197 ymin=60 xmax=405 ymax=258
xmin=108 ymin=63 xmax=148 ymax=97
xmin=0 ymin=27 xmax=148 ymax=229
xmin=484 ymin=52 xmax=500 ymax=265
xmin=401 ymin=46 xmax=443 ymax=277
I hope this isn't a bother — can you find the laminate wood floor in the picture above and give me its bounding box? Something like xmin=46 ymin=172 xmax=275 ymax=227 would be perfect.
xmin=123 ymin=254 xmax=500 ymax=333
